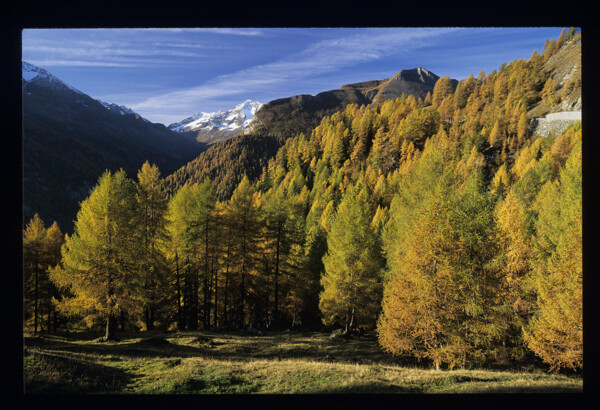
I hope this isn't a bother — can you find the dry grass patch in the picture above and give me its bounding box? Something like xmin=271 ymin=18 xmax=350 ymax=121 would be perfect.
xmin=23 ymin=330 xmax=583 ymax=394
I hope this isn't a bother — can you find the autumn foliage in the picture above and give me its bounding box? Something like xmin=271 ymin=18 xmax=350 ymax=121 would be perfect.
xmin=24 ymin=30 xmax=581 ymax=372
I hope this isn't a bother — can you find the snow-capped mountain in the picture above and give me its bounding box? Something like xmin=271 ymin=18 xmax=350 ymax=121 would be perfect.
xmin=23 ymin=61 xmax=150 ymax=122
xmin=97 ymin=100 xmax=150 ymax=123
xmin=22 ymin=61 xmax=85 ymax=95
xmin=168 ymin=100 xmax=263 ymax=133
xmin=22 ymin=61 xmax=206 ymax=233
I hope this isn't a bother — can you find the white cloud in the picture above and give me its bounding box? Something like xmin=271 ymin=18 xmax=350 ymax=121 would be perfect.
xmin=128 ymin=28 xmax=457 ymax=123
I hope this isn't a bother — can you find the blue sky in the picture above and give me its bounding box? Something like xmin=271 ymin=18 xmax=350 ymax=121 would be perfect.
xmin=22 ymin=27 xmax=568 ymax=126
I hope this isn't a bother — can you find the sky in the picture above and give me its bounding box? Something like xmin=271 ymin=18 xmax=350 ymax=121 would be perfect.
xmin=22 ymin=27 xmax=568 ymax=126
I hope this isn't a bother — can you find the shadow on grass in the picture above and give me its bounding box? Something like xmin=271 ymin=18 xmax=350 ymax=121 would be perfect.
xmin=23 ymin=330 xmax=422 ymax=367
xmin=24 ymin=334 xmax=207 ymax=359
xmin=308 ymin=382 xmax=424 ymax=394
xmin=309 ymin=382 xmax=582 ymax=394
xmin=24 ymin=349 xmax=135 ymax=394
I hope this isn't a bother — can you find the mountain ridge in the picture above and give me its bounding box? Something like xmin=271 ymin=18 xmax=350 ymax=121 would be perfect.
xmin=244 ymin=67 xmax=455 ymax=138
xmin=165 ymin=67 xmax=456 ymax=199
xmin=169 ymin=100 xmax=263 ymax=145
xmin=22 ymin=61 xmax=207 ymax=232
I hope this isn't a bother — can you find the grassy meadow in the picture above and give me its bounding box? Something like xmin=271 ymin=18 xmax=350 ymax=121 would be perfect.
xmin=23 ymin=329 xmax=582 ymax=394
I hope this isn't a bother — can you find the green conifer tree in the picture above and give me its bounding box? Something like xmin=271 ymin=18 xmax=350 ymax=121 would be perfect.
xmin=319 ymin=184 xmax=383 ymax=334
xmin=50 ymin=170 xmax=141 ymax=340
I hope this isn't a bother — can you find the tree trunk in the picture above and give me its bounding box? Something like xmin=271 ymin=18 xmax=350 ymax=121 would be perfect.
xmin=145 ymin=306 xmax=155 ymax=331
xmin=433 ymin=341 xmax=441 ymax=371
xmin=47 ymin=301 xmax=51 ymax=334
xmin=150 ymin=306 xmax=155 ymax=331
xmin=239 ymin=229 xmax=247 ymax=329
xmin=189 ymin=265 xmax=199 ymax=330
xmin=105 ymin=314 xmax=118 ymax=340
xmin=34 ymin=261 xmax=39 ymax=335
xmin=204 ymin=220 xmax=211 ymax=329
xmin=223 ymin=252 xmax=230 ymax=326
xmin=240 ymin=264 xmax=245 ymax=328
xmin=273 ymin=226 xmax=281 ymax=325
xmin=175 ymin=253 xmax=184 ymax=331
xmin=213 ymin=266 xmax=218 ymax=329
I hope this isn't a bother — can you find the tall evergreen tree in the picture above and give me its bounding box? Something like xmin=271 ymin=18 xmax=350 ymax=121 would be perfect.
xmin=379 ymin=169 xmax=503 ymax=369
xmin=23 ymin=214 xmax=47 ymax=334
xmin=50 ymin=170 xmax=141 ymax=340
xmin=165 ymin=180 xmax=216 ymax=330
xmin=227 ymin=175 xmax=259 ymax=328
xmin=524 ymin=143 xmax=582 ymax=371
xmin=134 ymin=161 xmax=170 ymax=330
xmin=319 ymin=184 xmax=383 ymax=334
xmin=42 ymin=221 xmax=64 ymax=333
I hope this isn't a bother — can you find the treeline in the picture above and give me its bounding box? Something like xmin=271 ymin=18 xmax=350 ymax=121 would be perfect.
xmin=23 ymin=29 xmax=581 ymax=372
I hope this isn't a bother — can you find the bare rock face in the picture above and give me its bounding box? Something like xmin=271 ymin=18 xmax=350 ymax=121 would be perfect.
xmin=530 ymin=111 xmax=581 ymax=138
xmin=372 ymin=67 xmax=446 ymax=103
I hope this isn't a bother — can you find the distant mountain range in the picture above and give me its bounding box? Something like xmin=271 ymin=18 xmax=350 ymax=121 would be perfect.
xmin=168 ymin=100 xmax=263 ymax=145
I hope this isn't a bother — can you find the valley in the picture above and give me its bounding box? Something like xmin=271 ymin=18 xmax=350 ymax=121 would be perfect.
xmin=22 ymin=28 xmax=583 ymax=394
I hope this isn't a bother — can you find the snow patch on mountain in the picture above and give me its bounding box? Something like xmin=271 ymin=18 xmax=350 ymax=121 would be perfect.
xmin=97 ymin=100 xmax=150 ymax=122
xmin=168 ymin=100 xmax=263 ymax=133
xmin=22 ymin=61 xmax=85 ymax=95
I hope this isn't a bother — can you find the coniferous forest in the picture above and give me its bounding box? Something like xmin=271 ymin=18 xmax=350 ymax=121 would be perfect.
xmin=23 ymin=28 xmax=582 ymax=382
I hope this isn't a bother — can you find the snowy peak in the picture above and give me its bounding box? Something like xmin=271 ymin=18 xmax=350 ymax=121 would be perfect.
xmin=23 ymin=62 xmax=152 ymax=124
xmin=22 ymin=61 xmax=85 ymax=95
xmin=97 ymin=100 xmax=150 ymax=123
xmin=168 ymin=100 xmax=263 ymax=133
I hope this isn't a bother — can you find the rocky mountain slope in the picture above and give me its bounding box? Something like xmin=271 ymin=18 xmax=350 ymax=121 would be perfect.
xmin=527 ymin=36 xmax=581 ymax=137
xmin=164 ymin=67 xmax=456 ymax=200
xmin=244 ymin=67 xmax=455 ymax=138
xmin=22 ymin=62 xmax=207 ymax=232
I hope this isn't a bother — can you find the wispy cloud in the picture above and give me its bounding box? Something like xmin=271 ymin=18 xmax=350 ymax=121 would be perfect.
xmin=129 ymin=28 xmax=457 ymax=123
xmin=27 ymin=59 xmax=138 ymax=67
xmin=22 ymin=30 xmax=213 ymax=69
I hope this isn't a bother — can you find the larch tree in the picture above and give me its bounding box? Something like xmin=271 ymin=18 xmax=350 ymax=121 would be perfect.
xmin=432 ymin=75 xmax=455 ymax=108
xmin=165 ymin=180 xmax=216 ymax=330
xmin=226 ymin=175 xmax=259 ymax=328
xmin=524 ymin=142 xmax=582 ymax=371
xmin=42 ymin=221 xmax=64 ymax=333
xmin=166 ymin=183 xmax=197 ymax=330
xmin=319 ymin=184 xmax=383 ymax=335
xmin=134 ymin=161 xmax=170 ymax=331
xmin=378 ymin=169 xmax=504 ymax=370
xmin=23 ymin=213 xmax=47 ymax=334
xmin=50 ymin=170 xmax=141 ymax=340
xmin=193 ymin=179 xmax=216 ymax=329
xmin=495 ymin=189 xmax=535 ymax=360
xmin=378 ymin=177 xmax=457 ymax=370
xmin=262 ymin=185 xmax=293 ymax=327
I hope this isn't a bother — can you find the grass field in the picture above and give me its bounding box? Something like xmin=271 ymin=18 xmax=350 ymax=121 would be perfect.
xmin=22 ymin=329 xmax=583 ymax=394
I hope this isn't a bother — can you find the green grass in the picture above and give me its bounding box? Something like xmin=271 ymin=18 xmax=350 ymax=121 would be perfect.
xmin=22 ymin=330 xmax=583 ymax=394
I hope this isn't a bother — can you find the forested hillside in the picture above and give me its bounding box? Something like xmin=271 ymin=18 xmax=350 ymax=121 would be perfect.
xmin=24 ymin=28 xmax=582 ymax=373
